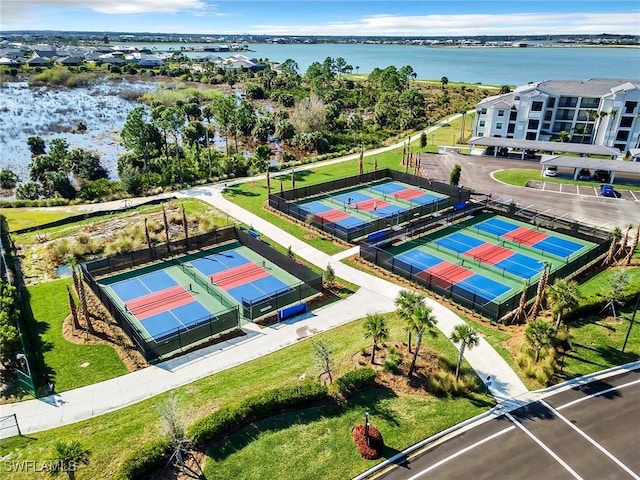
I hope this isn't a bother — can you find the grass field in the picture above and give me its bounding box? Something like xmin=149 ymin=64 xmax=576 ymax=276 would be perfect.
xmin=1 ymin=313 xmax=491 ymax=480
xmin=23 ymin=278 xmax=128 ymax=393
xmin=0 ymin=208 xmax=76 ymax=232
xmin=493 ymin=169 xmax=640 ymax=191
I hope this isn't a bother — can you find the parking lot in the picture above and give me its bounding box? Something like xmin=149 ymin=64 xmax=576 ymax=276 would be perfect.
xmin=527 ymin=180 xmax=640 ymax=201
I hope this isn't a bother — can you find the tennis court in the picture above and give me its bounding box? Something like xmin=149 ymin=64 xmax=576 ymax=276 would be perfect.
xmin=474 ymin=217 xmax=589 ymax=259
xmin=106 ymin=269 xmax=219 ymax=342
xmin=188 ymin=245 xmax=297 ymax=307
xmin=295 ymin=179 xmax=448 ymax=235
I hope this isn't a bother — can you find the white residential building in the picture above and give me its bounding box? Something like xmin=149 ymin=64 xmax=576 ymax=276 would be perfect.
xmin=473 ymin=79 xmax=640 ymax=154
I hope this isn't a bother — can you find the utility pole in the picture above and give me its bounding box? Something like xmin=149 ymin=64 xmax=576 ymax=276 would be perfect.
xmin=622 ymin=293 xmax=639 ymax=353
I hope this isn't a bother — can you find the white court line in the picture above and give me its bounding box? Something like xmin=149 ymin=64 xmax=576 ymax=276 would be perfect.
xmin=630 ymin=190 xmax=638 ymax=201
xmin=540 ymin=400 xmax=640 ymax=479
xmin=557 ymin=378 xmax=640 ymax=411
xmin=405 ymin=426 xmax=515 ymax=480
xmin=505 ymin=412 xmax=584 ymax=480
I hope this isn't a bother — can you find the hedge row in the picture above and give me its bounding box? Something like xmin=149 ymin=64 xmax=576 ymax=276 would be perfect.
xmin=114 ymin=438 xmax=171 ymax=480
xmin=187 ymin=380 xmax=328 ymax=447
xmin=334 ymin=367 xmax=377 ymax=397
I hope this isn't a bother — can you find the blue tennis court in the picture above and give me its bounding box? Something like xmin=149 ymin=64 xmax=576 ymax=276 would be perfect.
xmin=228 ymin=275 xmax=292 ymax=305
xmin=334 ymin=191 xmax=370 ymax=204
xmin=435 ymin=232 xmax=484 ymax=254
xmin=372 ymin=182 xmax=406 ymax=195
xmin=455 ymin=274 xmax=512 ymax=305
xmin=395 ymin=248 xmax=443 ymax=272
xmin=299 ymin=201 xmax=332 ymax=215
xmin=110 ymin=270 xmax=177 ymax=302
xmin=476 ymin=217 xmax=519 ymax=237
xmin=494 ymin=253 xmax=544 ymax=279
xmin=533 ymin=236 xmax=584 ymax=258
xmin=139 ymin=301 xmax=214 ymax=341
xmin=191 ymin=250 xmax=250 ymax=277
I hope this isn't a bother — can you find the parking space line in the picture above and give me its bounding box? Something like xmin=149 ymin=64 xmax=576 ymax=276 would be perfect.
xmin=542 ymin=181 xmax=546 ymax=191
xmin=540 ymin=400 xmax=639 ymax=479
xmin=557 ymin=378 xmax=640 ymax=411
xmin=594 ymin=186 xmax=599 ymax=196
xmin=505 ymin=412 xmax=584 ymax=479
xmin=630 ymin=190 xmax=638 ymax=201
xmin=559 ymin=183 xmax=563 ymax=193
xmin=405 ymin=426 xmax=515 ymax=480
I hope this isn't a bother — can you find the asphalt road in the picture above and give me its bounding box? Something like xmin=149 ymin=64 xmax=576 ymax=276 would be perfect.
xmin=375 ymin=368 xmax=640 ymax=480
xmin=419 ymin=152 xmax=640 ymax=230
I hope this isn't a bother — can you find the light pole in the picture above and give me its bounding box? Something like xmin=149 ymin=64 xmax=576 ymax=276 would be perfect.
xmin=622 ymin=293 xmax=639 ymax=353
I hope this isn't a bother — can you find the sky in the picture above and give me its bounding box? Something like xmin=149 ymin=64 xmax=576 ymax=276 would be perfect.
xmin=1 ymin=1 xmax=639 ymax=37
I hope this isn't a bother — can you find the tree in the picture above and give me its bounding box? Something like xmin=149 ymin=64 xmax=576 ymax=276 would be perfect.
xmin=408 ymin=304 xmax=437 ymax=377
xmin=525 ymin=319 xmax=555 ymax=363
xmin=604 ymin=227 xmax=622 ymax=266
xmin=363 ymin=313 xmax=389 ymax=365
xmin=66 ymin=148 xmax=108 ymax=181
xmin=48 ymin=440 xmax=90 ymax=480
xmin=323 ymin=263 xmax=336 ymax=289
xmin=27 ymin=136 xmax=46 ymax=156
xmin=120 ymin=106 xmax=162 ymax=170
xmin=209 ymin=94 xmax=237 ymax=155
xmin=440 ymin=76 xmax=449 ymax=89
xmin=450 ymin=324 xmax=480 ymax=380
xmin=449 ymin=164 xmax=462 ymax=186
xmin=529 ymin=262 xmax=551 ymax=319
xmin=420 ymin=132 xmax=427 ymax=149
xmin=158 ymin=393 xmax=184 ymax=449
xmin=555 ymin=130 xmax=571 ymax=143
xmin=499 ymin=85 xmax=512 ymax=94
xmin=394 ymin=289 xmax=425 ymax=353
xmin=0 ymin=169 xmax=18 ymax=189
xmin=547 ymin=278 xmax=582 ymax=332
xmin=251 ymin=144 xmax=272 ymax=176
xmin=626 ymin=224 xmax=640 ymax=266
xmin=290 ymin=95 xmax=327 ymax=133
xmin=604 ymin=269 xmax=629 ymax=319
xmin=312 ymin=339 xmax=333 ymax=384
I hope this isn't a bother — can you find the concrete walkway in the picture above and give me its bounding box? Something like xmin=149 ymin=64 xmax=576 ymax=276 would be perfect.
xmin=0 ymin=112 xmax=526 ymax=437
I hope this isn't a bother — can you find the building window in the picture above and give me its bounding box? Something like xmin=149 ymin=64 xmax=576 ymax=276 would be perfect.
xmin=496 ymin=122 xmax=503 ymax=129
xmin=479 ymin=108 xmax=487 ymax=114
xmin=616 ymin=131 xmax=630 ymax=141
xmin=625 ymin=101 xmax=638 ymax=114
xmin=543 ymin=122 xmax=551 ymax=130
xmin=510 ymin=111 xmax=517 ymax=121
xmin=507 ymin=124 xmax=515 ymax=134
xmin=479 ymin=120 xmax=485 ymax=127
xmin=531 ymin=101 xmax=544 ymax=111
xmin=547 ymin=97 xmax=556 ymax=108
xmin=528 ymin=119 xmax=540 ymax=129
xmin=498 ymin=110 xmax=504 ymax=117
xmin=580 ymin=97 xmax=599 ymax=108
xmin=526 ymin=132 xmax=537 ymax=140
xmin=544 ymin=111 xmax=553 ymax=121
xmin=620 ymin=116 xmax=634 ymax=128
xmin=559 ymin=96 xmax=578 ymax=107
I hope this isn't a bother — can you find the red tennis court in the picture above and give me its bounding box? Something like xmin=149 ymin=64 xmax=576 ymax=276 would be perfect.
xmin=211 ymin=263 xmax=269 ymax=290
xmin=504 ymin=227 xmax=549 ymax=246
xmin=354 ymin=198 xmax=390 ymax=211
xmin=316 ymin=209 xmax=350 ymax=222
xmin=394 ymin=188 xmax=427 ymax=201
xmin=466 ymin=243 xmax=513 ymax=265
xmin=125 ymin=285 xmax=194 ymax=320
xmin=428 ymin=261 xmax=474 ymax=284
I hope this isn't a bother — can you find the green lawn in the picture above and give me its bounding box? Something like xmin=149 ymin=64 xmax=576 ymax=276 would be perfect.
xmin=23 ymin=278 xmax=128 ymax=393
xmin=493 ymin=168 xmax=640 ymax=191
xmin=1 ymin=313 xmax=491 ymax=480
xmin=0 ymin=208 xmax=76 ymax=232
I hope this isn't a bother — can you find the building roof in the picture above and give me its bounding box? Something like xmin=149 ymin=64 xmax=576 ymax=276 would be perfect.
xmin=540 ymin=156 xmax=640 ymax=174
xmin=469 ymin=136 xmax=621 ymax=157
xmin=533 ymin=78 xmax=640 ymax=97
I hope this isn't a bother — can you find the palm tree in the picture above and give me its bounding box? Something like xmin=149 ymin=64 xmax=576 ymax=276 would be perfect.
xmin=394 ymin=289 xmax=425 ymax=353
xmin=555 ymin=130 xmax=571 ymax=143
xmin=48 ymin=440 xmax=90 ymax=480
xmin=363 ymin=313 xmax=389 ymax=365
xmin=512 ymin=282 xmax=529 ymax=324
xmin=525 ymin=319 xmax=555 ymax=363
xmin=408 ymin=304 xmax=438 ymax=377
xmin=617 ymin=224 xmax=633 ymax=261
xmin=440 ymin=76 xmax=449 ymax=89
xmin=547 ymin=278 xmax=582 ymax=333
xmin=450 ymin=324 xmax=480 ymax=380
xmin=625 ymin=224 xmax=639 ymax=266
xmin=529 ymin=262 xmax=551 ymax=319
xmin=604 ymin=226 xmax=622 ymax=266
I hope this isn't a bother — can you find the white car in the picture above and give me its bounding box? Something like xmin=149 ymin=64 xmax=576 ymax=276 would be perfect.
xmin=544 ymin=166 xmax=558 ymax=177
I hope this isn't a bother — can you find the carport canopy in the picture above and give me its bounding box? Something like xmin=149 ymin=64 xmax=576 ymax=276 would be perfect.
xmin=469 ymin=137 xmax=621 ymax=158
xmin=540 ymin=156 xmax=640 ymax=183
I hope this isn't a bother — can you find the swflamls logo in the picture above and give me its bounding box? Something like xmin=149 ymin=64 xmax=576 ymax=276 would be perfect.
xmin=4 ymin=460 xmax=78 ymax=472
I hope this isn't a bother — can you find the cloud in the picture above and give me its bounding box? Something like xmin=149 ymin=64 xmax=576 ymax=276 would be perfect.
xmin=1 ymin=0 xmax=207 ymax=21
xmin=249 ymin=12 xmax=640 ymax=36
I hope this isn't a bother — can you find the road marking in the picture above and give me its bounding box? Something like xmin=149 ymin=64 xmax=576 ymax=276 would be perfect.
xmin=540 ymin=400 xmax=640 ymax=479
xmin=404 ymin=426 xmax=515 ymax=479
xmin=505 ymin=412 xmax=584 ymax=480
xmin=557 ymin=378 xmax=640 ymax=411
xmin=594 ymin=186 xmax=599 ymax=196
xmin=630 ymin=190 xmax=638 ymax=201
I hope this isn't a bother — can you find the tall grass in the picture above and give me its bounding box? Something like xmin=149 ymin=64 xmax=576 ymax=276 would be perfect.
xmin=29 ymin=67 xmax=97 ymax=87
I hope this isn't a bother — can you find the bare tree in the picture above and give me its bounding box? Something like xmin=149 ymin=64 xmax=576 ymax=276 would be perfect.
xmin=312 ymin=339 xmax=333 ymax=384
xmin=290 ymin=95 xmax=327 ymax=133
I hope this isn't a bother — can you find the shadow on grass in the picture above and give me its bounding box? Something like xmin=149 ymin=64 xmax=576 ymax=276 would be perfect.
xmin=18 ymin=288 xmax=54 ymax=397
xmin=206 ymin=387 xmax=400 ymax=462
xmin=225 ymin=187 xmax=260 ymax=198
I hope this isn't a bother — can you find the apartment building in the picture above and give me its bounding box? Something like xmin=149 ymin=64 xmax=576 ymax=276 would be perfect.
xmin=473 ymin=79 xmax=640 ymax=154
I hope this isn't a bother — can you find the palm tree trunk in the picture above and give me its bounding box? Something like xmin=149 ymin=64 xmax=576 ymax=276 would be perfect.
xmin=455 ymin=343 xmax=466 ymax=381
xmin=67 ymin=286 xmax=81 ymax=330
xmin=408 ymin=331 xmax=423 ymax=377
xmin=555 ymin=312 xmax=563 ymax=333
xmin=407 ymin=331 xmax=412 ymax=354
xmin=535 ymin=347 xmax=541 ymax=363
xmin=617 ymin=225 xmax=632 ymax=261
xmin=625 ymin=224 xmax=639 ymax=266
xmin=370 ymin=339 xmax=376 ymax=364
xmin=604 ymin=236 xmax=618 ymax=266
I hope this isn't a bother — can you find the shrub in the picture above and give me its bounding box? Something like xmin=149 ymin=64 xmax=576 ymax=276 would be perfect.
xmin=352 ymin=424 xmax=384 ymax=460
xmin=334 ymin=367 xmax=377 ymax=397
xmin=187 ymin=381 xmax=327 ymax=447
xmin=114 ymin=438 xmax=170 ymax=480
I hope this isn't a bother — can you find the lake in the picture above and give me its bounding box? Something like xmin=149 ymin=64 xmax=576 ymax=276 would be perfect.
xmin=1 ymin=44 xmax=638 ymax=180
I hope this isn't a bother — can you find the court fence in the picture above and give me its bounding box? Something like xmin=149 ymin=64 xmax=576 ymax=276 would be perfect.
xmin=82 ymin=226 xmax=323 ymax=361
xmin=360 ymin=201 xmax=610 ymax=322
xmin=269 ymin=169 xmax=472 ymax=243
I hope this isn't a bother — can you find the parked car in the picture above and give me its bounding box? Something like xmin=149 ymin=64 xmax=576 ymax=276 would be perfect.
xmin=594 ymin=170 xmax=611 ymax=182
xmin=577 ymin=168 xmax=591 ymax=180
xmin=544 ymin=165 xmax=558 ymax=177
xmin=599 ymin=184 xmax=616 ymax=197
